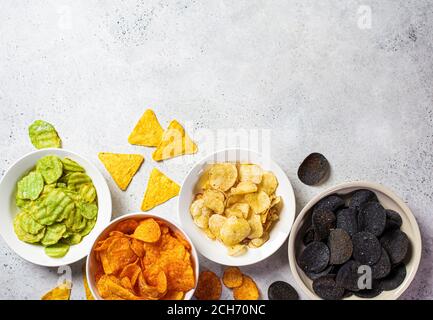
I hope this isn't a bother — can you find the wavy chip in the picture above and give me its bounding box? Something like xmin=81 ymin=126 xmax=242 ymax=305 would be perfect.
xmin=29 ymin=120 xmax=62 ymax=149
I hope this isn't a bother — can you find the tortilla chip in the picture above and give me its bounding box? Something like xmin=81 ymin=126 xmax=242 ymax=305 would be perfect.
xmin=98 ymin=153 xmax=144 ymax=190
xmin=82 ymin=264 xmax=95 ymax=300
xmin=128 ymin=109 xmax=164 ymax=147
xmin=152 ymin=120 xmax=198 ymax=161
xmin=41 ymin=281 xmax=72 ymax=300
xmin=141 ymin=168 xmax=180 ymax=211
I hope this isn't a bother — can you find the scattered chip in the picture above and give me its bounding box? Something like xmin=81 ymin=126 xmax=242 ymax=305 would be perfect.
xmin=268 ymin=281 xmax=299 ymax=300
xmin=328 ymin=229 xmax=353 ymax=265
xmin=349 ymin=189 xmax=378 ymax=211
xmin=312 ymin=275 xmax=345 ymax=300
xmin=233 ymin=275 xmax=259 ymax=300
xmin=29 ymin=120 xmax=62 ymax=149
xmin=352 ymin=231 xmax=381 ymax=265
xmin=152 ymin=120 xmax=198 ymax=161
xmin=298 ymin=153 xmax=330 ymax=186
xmin=312 ymin=209 xmax=336 ymax=241
xmin=132 ymin=218 xmax=161 ymax=243
xmin=371 ymin=248 xmax=391 ymax=280
xmin=335 ymin=260 xmax=362 ymax=292
xmin=98 ymin=153 xmax=144 ymax=191
xmin=379 ymin=264 xmax=407 ymax=291
xmin=380 ymin=229 xmax=409 ymax=265
xmin=336 ymin=208 xmax=358 ymax=237
xmin=82 ymin=264 xmax=95 ymax=300
xmin=298 ymin=241 xmax=330 ymax=273
xmin=358 ymin=202 xmax=386 ymax=237
xmin=141 ymin=168 xmax=180 ymax=211
xmin=385 ymin=209 xmax=403 ymax=230
xmin=128 ymin=109 xmax=164 ymax=147
xmin=222 ymin=267 xmax=243 ymax=288
xmin=194 ymin=271 xmax=222 ymax=300
xmin=41 ymin=281 xmax=72 ymax=300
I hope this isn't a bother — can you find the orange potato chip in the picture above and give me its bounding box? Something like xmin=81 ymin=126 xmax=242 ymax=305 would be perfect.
xmin=119 ymin=259 xmax=141 ymax=286
xmin=128 ymin=109 xmax=164 ymax=147
xmin=97 ymin=275 xmax=142 ymax=300
xmin=162 ymin=291 xmax=185 ymax=300
xmin=130 ymin=238 xmax=145 ymax=258
xmin=98 ymin=153 xmax=144 ymax=190
xmin=222 ymin=267 xmax=243 ymax=288
xmin=82 ymin=264 xmax=95 ymax=300
xmin=116 ymin=219 xmax=139 ymax=234
xmin=136 ymin=272 xmax=160 ymax=300
xmin=152 ymin=120 xmax=198 ymax=161
xmin=106 ymin=237 xmax=137 ymax=274
xmin=233 ymin=275 xmax=260 ymax=300
xmin=120 ymin=277 xmax=133 ymax=290
xmin=41 ymin=281 xmax=72 ymax=300
xmin=132 ymin=218 xmax=161 ymax=243
xmin=194 ymin=271 xmax=221 ymax=300
xmin=165 ymin=260 xmax=195 ymax=292
xmin=141 ymin=168 xmax=180 ymax=211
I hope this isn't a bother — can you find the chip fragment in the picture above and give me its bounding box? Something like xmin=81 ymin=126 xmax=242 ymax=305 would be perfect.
xmin=194 ymin=271 xmax=222 ymax=300
xmin=222 ymin=267 xmax=243 ymax=288
xmin=98 ymin=153 xmax=144 ymax=191
xmin=41 ymin=281 xmax=72 ymax=300
xmin=233 ymin=275 xmax=259 ymax=300
xmin=141 ymin=168 xmax=180 ymax=211
xmin=29 ymin=120 xmax=62 ymax=149
xmin=128 ymin=109 xmax=165 ymax=147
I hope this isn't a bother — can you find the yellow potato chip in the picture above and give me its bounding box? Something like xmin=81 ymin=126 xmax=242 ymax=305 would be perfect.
xmin=41 ymin=281 xmax=72 ymax=300
xmin=98 ymin=153 xmax=144 ymax=191
xmin=219 ymin=216 xmax=251 ymax=246
xmin=230 ymin=181 xmax=257 ymax=195
xmin=245 ymin=191 xmax=271 ymax=214
xmin=208 ymin=163 xmax=238 ymax=191
xmin=227 ymin=244 xmax=247 ymax=256
xmin=152 ymin=120 xmax=198 ymax=161
xmin=128 ymin=109 xmax=164 ymax=147
xmin=233 ymin=275 xmax=259 ymax=300
xmin=82 ymin=264 xmax=95 ymax=300
xmin=203 ymin=189 xmax=225 ymax=214
xmin=258 ymin=171 xmax=278 ymax=195
xmin=247 ymin=214 xmax=263 ymax=239
xmin=239 ymin=164 xmax=263 ymax=184
xmin=141 ymin=168 xmax=180 ymax=211
xmin=222 ymin=267 xmax=243 ymax=288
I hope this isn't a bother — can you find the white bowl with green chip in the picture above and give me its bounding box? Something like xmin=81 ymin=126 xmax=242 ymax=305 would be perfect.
xmin=0 ymin=148 xmax=112 ymax=267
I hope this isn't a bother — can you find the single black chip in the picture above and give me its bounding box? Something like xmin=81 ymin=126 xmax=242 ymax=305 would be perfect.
xmin=312 ymin=209 xmax=336 ymax=240
xmin=358 ymin=202 xmax=386 ymax=237
xmin=314 ymin=195 xmax=345 ymax=213
xmin=302 ymin=226 xmax=315 ymax=246
xmin=335 ymin=260 xmax=362 ymax=291
xmin=298 ymin=153 xmax=330 ymax=186
xmin=379 ymin=264 xmax=407 ymax=291
xmin=336 ymin=207 xmax=358 ymax=237
xmin=312 ymin=275 xmax=345 ymax=300
xmin=352 ymin=231 xmax=381 ymax=265
xmin=371 ymin=247 xmax=391 ymax=279
xmin=328 ymin=229 xmax=353 ymax=265
xmin=268 ymin=281 xmax=299 ymax=300
xmin=380 ymin=229 xmax=409 ymax=265
xmin=349 ymin=189 xmax=378 ymax=211
xmin=385 ymin=209 xmax=403 ymax=230
xmin=306 ymin=265 xmax=333 ymax=281
xmin=354 ymin=280 xmax=383 ymax=298
xmin=298 ymin=241 xmax=330 ymax=273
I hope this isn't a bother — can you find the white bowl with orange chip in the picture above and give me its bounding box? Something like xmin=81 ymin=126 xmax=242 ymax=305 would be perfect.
xmin=178 ymin=149 xmax=297 ymax=266
xmin=86 ymin=213 xmax=199 ymax=300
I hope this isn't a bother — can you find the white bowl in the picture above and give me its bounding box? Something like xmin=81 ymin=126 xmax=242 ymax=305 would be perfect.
xmin=288 ymin=181 xmax=422 ymax=300
xmin=178 ymin=149 xmax=297 ymax=266
xmin=86 ymin=213 xmax=199 ymax=300
xmin=0 ymin=148 xmax=112 ymax=267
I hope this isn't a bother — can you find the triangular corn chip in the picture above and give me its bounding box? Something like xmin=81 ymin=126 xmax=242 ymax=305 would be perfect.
xmin=128 ymin=109 xmax=164 ymax=147
xmin=141 ymin=168 xmax=180 ymax=211
xmin=152 ymin=120 xmax=198 ymax=161
xmin=41 ymin=281 xmax=72 ymax=300
xmin=82 ymin=264 xmax=95 ymax=300
xmin=98 ymin=153 xmax=144 ymax=191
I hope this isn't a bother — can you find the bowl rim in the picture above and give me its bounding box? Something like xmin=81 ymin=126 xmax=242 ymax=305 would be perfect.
xmin=86 ymin=212 xmax=200 ymax=300
xmin=178 ymin=148 xmax=297 ymax=266
xmin=0 ymin=148 xmax=112 ymax=267
xmin=288 ymin=180 xmax=422 ymax=300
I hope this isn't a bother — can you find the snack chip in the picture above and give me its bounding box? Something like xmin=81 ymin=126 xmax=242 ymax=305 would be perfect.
xmin=141 ymin=168 xmax=180 ymax=211
xmin=222 ymin=267 xmax=243 ymax=288
xmin=29 ymin=120 xmax=62 ymax=149
xmin=233 ymin=275 xmax=259 ymax=300
xmin=93 ymin=218 xmax=195 ymax=300
xmin=41 ymin=281 xmax=72 ymax=300
xmin=152 ymin=120 xmax=198 ymax=161
xmin=128 ymin=109 xmax=164 ymax=147
xmin=98 ymin=153 xmax=144 ymax=191
xmin=16 ymin=171 xmax=44 ymax=200
xmin=194 ymin=271 xmax=222 ymax=300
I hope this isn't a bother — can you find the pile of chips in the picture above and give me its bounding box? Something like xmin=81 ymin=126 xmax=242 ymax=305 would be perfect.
xmin=93 ymin=218 xmax=196 ymax=300
xmin=14 ymin=155 xmax=98 ymax=258
xmin=190 ymin=162 xmax=282 ymax=255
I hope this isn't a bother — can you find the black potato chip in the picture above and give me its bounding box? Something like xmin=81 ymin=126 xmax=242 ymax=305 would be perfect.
xmin=354 ymin=280 xmax=383 ymax=298
xmin=336 ymin=208 xmax=358 ymax=237
xmin=352 ymin=231 xmax=381 ymax=265
xmin=302 ymin=226 xmax=315 ymax=246
xmin=314 ymin=195 xmax=345 ymax=213
xmin=371 ymin=248 xmax=391 ymax=279
xmin=299 ymin=241 xmax=330 ymax=273
xmin=385 ymin=209 xmax=403 ymax=230
xmin=306 ymin=265 xmax=333 ymax=281
xmin=358 ymin=202 xmax=386 ymax=237
xmin=268 ymin=281 xmax=299 ymax=300
xmin=379 ymin=264 xmax=406 ymax=291
xmin=349 ymin=189 xmax=378 ymax=211
xmin=312 ymin=209 xmax=336 ymax=241
xmin=298 ymin=153 xmax=330 ymax=186
xmin=328 ymin=229 xmax=353 ymax=265
xmin=313 ymin=275 xmax=345 ymax=300
xmin=336 ymin=260 xmax=362 ymax=291
xmin=380 ymin=229 xmax=409 ymax=265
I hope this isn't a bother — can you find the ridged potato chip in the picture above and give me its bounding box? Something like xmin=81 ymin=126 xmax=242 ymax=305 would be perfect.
xmin=36 ymin=155 xmax=64 ymax=184
xmin=230 ymin=181 xmax=257 ymax=195
xmin=239 ymin=164 xmax=263 ymax=184
xmin=61 ymin=158 xmax=84 ymax=172
xmin=245 ymin=191 xmax=271 ymax=214
xmin=44 ymin=243 xmax=70 ymax=258
xmin=29 ymin=120 xmax=62 ymax=149
xmin=222 ymin=267 xmax=243 ymax=288
xmin=209 ymin=163 xmax=238 ymax=191
xmin=17 ymin=171 xmax=44 ymax=201
xmin=219 ymin=216 xmax=251 ymax=246
xmin=233 ymin=275 xmax=259 ymax=300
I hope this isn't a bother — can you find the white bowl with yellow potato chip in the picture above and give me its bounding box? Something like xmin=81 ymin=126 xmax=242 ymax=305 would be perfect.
xmin=178 ymin=149 xmax=296 ymax=266
xmin=0 ymin=148 xmax=112 ymax=267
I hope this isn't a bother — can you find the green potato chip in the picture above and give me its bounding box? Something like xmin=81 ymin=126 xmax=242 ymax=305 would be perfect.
xmin=62 ymin=233 xmax=82 ymax=245
xmin=31 ymin=189 xmax=73 ymax=225
xmin=77 ymin=202 xmax=97 ymax=219
xmin=28 ymin=120 xmax=62 ymax=149
xmin=16 ymin=195 xmax=31 ymax=211
xmin=79 ymin=184 xmax=97 ymax=203
xmin=45 ymin=243 xmax=70 ymax=258
xmin=42 ymin=184 xmax=56 ymax=195
xmin=56 ymin=182 xmax=67 ymax=188
xmin=16 ymin=171 xmax=44 ymax=200
xmin=19 ymin=211 xmax=45 ymax=235
xmin=61 ymin=158 xmax=84 ymax=172
xmin=36 ymin=155 xmax=63 ymax=184
xmin=67 ymin=173 xmax=92 ymax=190
xmin=41 ymin=223 xmax=67 ymax=246
xmin=13 ymin=212 xmax=46 ymax=243
xmin=80 ymin=218 xmax=96 ymax=237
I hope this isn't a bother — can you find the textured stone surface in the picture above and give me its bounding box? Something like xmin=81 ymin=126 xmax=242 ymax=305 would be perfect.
xmin=1 ymin=0 xmax=432 ymax=299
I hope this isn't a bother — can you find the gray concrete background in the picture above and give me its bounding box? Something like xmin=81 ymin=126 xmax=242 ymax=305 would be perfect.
xmin=0 ymin=0 xmax=432 ymax=300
